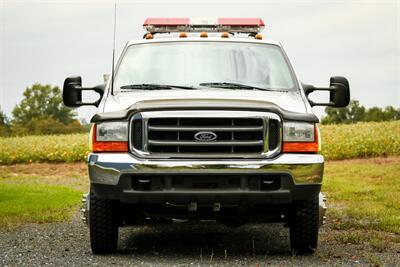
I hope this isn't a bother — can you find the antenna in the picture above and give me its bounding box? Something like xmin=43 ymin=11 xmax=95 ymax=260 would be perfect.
xmin=111 ymin=2 xmax=117 ymax=94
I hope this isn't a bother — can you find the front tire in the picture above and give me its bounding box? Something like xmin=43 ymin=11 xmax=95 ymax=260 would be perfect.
xmin=89 ymin=191 xmax=119 ymax=254
xmin=289 ymin=196 xmax=319 ymax=254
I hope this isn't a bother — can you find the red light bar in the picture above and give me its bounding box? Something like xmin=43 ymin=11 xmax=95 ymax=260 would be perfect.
xmin=218 ymin=18 xmax=265 ymax=27
xmin=143 ymin=17 xmax=265 ymax=34
xmin=143 ymin=17 xmax=189 ymax=26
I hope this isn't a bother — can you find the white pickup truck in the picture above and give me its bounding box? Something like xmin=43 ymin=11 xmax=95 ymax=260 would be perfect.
xmin=62 ymin=18 xmax=350 ymax=254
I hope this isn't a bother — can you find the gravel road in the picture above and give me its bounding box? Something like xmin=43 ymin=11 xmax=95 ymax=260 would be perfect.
xmin=1 ymin=210 xmax=399 ymax=267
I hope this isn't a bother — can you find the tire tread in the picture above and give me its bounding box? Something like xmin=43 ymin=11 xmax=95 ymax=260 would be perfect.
xmin=89 ymin=192 xmax=118 ymax=254
xmin=290 ymin=196 xmax=319 ymax=254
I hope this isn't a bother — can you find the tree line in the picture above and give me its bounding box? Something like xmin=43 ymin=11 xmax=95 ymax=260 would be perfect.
xmin=0 ymin=84 xmax=88 ymax=136
xmin=321 ymin=100 xmax=400 ymax=124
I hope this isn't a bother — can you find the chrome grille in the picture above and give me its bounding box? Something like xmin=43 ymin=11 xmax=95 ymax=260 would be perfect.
xmin=130 ymin=110 xmax=281 ymax=158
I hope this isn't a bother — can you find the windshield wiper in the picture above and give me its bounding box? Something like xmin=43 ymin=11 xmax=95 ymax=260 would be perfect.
xmin=120 ymin=84 xmax=195 ymax=90
xmin=199 ymin=82 xmax=286 ymax=91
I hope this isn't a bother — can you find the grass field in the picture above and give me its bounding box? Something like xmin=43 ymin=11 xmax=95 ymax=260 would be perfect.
xmin=0 ymin=163 xmax=87 ymax=230
xmin=0 ymin=121 xmax=399 ymax=164
xmin=323 ymin=157 xmax=400 ymax=235
xmin=0 ymin=184 xmax=81 ymax=230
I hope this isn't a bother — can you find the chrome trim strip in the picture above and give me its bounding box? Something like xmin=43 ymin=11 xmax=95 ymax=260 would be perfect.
xmin=269 ymin=119 xmax=282 ymax=158
xmin=142 ymin=116 xmax=149 ymax=152
xmin=148 ymin=126 xmax=263 ymax=132
xmin=142 ymin=110 xmax=277 ymax=118
xmin=263 ymin=116 xmax=269 ymax=152
xmin=148 ymin=140 xmax=264 ymax=146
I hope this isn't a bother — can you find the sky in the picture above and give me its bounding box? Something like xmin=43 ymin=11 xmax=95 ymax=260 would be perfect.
xmin=1 ymin=0 xmax=399 ymax=121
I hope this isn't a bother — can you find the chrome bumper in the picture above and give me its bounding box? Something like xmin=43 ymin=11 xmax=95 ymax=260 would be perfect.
xmin=88 ymin=153 xmax=324 ymax=186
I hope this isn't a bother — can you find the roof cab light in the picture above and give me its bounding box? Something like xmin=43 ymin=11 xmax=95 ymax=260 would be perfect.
xmin=221 ymin=32 xmax=229 ymax=38
xmin=91 ymin=122 xmax=128 ymax=152
xmin=144 ymin=33 xmax=153 ymax=39
xmin=179 ymin=32 xmax=187 ymax=38
xmin=282 ymin=122 xmax=319 ymax=153
xmin=200 ymin=32 xmax=208 ymax=38
xmin=143 ymin=17 xmax=265 ymax=35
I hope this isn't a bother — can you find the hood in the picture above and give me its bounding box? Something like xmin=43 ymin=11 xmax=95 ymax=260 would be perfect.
xmin=103 ymin=88 xmax=307 ymax=114
xmin=92 ymin=88 xmax=319 ymax=123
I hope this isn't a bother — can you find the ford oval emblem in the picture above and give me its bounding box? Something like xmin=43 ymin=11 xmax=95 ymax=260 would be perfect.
xmin=194 ymin=131 xmax=217 ymax=142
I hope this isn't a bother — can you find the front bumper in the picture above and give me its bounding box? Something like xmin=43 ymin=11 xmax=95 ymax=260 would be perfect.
xmin=88 ymin=153 xmax=324 ymax=205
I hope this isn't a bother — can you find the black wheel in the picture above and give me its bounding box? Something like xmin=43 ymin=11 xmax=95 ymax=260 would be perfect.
xmin=289 ymin=196 xmax=319 ymax=254
xmin=89 ymin=191 xmax=119 ymax=254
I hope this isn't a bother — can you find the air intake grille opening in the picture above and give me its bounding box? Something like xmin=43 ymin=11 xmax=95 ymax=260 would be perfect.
xmin=132 ymin=113 xmax=144 ymax=150
xmin=268 ymin=119 xmax=279 ymax=151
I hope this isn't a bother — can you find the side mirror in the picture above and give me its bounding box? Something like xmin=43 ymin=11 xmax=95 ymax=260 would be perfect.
xmin=63 ymin=76 xmax=105 ymax=107
xmin=303 ymin=76 xmax=350 ymax=107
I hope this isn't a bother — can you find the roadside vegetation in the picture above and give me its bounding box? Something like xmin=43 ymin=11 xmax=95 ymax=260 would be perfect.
xmin=321 ymin=99 xmax=400 ymax=124
xmin=0 ymin=120 xmax=399 ymax=164
xmin=0 ymin=133 xmax=90 ymax=164
xmin=0 ymin=84 xmax=88 ymax=137
xmin=321 ymin=120 xmax=400 ymax=160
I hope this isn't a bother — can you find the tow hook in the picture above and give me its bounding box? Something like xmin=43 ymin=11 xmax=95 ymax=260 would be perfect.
xmin=81 ymin=193 xmax=89 ymax=226
xmin=319 ymin=192 xmax=327 ymax=226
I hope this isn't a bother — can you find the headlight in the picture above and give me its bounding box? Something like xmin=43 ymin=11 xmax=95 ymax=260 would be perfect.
xmin=283 ymin=122 xmax=315 ymax=142
xmin=282 ymin=121 xmax=319 ymax=153
xmin=96 ymin=121 xmax=128 ymax=141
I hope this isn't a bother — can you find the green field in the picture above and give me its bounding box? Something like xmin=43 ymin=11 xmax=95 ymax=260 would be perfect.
xmin=0 ymin=184 xmax=81 ymax=230
xmin=320 ymin=121 xmax=400 ymax=160
xmin=0 ymin=121 xmax=399 ymax=164
xmin=0 ymin=163 xmax=86 ymax=230
xmin=324 ymin=157 xmax=400 ymax=234
xmin=0 ymin=133 xmax=89 ymax=164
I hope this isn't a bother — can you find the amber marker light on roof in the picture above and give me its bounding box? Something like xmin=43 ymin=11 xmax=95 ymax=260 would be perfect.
xmin=144 ymin=33 xmax=153 ymax=39
xmin=179 ymin=32 xmax=187 ymax=38
xmin=200 ymin=32 xmax=208 ymax=38
xmin=221 ymin=32 xmax=229 ymax=38
xmin=255 ymin=33 xmax=263 ymax=40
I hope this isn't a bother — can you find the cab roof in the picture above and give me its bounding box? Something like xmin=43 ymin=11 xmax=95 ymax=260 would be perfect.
xmin=126 ymin=36 xmax=282 ymax=47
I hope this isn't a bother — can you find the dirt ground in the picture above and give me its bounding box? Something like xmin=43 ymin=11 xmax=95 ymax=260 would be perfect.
xmin=1 ymin=210 xmax=399 ymax=267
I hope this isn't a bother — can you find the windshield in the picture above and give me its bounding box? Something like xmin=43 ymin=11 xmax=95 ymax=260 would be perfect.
xmin=114 ymin=42 xmax=297 ymax=93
